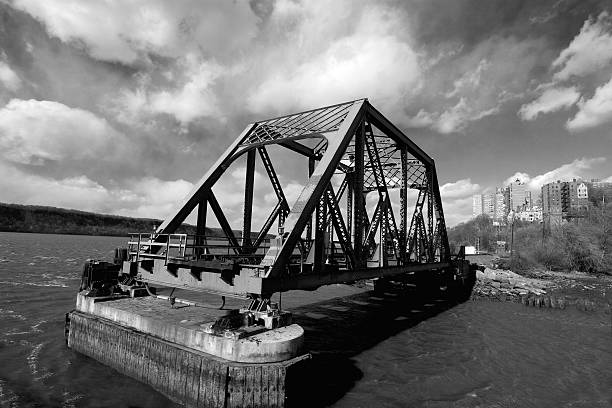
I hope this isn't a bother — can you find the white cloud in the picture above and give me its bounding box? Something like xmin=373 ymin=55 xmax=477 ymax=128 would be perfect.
xmin=0 ymin=61 xmax=21 ymax=91
xmin=503 ymin=157 xmax=606 ymax=192
xmin=440 ymin=178 xmax=481 ymax=199
xmin=503 ymin=172 xmax=531 ymax=186
xmin=412 ymin=98 xmax=500 ymax=134
xmin=0 ymin=99 xmax=124 ymax=165
xmin=112 ymin=56 xmax=223 ymax=126
xmin=0 ymin=160 xmax=194 ymax=219
xmin=408 ymin=36 xmax=540 ymax=133
xmin=552 ymin=12 xmax=612 ymax=81
xmin=445 ymin=59 xmax=490 ymax=99
xmin=247 ymin=3 xmax=420 ymax=115
xmin=566 ymin=76 xmax=612 ymax=131
xmin=264 ymin=181 xmax=304 ymax=209
xmin=518 ymin=86 xmax=580 ymax=120
xmin=439 ymin=179 xmax=481 ymax=226
xmin=120 ymin=177 xmax=195 ymax=219
xmin=519 ymin=12 xmax=612 ymax=128
xmin=12 ymin=0 xmax=258 ymax=64
xmin=442 ymin=197 xmax=475 ymax=227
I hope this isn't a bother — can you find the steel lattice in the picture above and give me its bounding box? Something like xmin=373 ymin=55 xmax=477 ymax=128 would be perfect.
xmin=241 ymin=100 xmax=360 ymax=147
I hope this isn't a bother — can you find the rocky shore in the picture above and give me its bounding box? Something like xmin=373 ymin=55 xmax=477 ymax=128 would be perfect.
xmin=470 ymin=258 xmax=611 ymax=313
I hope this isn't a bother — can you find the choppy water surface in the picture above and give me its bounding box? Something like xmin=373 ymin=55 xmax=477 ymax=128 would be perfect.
xmin=1 ymin=232 xmax=611 ymax=407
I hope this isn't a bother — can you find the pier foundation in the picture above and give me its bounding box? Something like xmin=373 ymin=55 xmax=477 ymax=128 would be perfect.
xmin=66 ymin=294 xmax=308 ymax=407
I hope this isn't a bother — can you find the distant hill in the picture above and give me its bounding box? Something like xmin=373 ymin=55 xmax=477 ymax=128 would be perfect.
xmin=0 ymin=203 xmax=229 ymax=237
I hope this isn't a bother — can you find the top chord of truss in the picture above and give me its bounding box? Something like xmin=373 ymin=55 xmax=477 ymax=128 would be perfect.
xmin=241 ymin=99 xmax=364 ymax=147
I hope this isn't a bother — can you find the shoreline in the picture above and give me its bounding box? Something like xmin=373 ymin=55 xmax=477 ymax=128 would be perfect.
xmin=470 ymin=262 xmax=612 ymax=313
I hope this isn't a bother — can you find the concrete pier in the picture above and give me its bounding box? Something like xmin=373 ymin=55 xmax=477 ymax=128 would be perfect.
xmin=66 ymin=294 xmax=308 ymax=407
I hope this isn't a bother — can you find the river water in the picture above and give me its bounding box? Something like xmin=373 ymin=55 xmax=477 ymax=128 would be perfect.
xmin=0 ymin=232 xmax=610 ymax=407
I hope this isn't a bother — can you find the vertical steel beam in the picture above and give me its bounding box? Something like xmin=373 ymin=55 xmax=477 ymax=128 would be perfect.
xmin=195 ymin=199 xmax=207 ymax=258
xmin=313 ymin=195 xmax=327 ymax=272
xmin=306 ymin=157 xmax=316 ymax=244
xmin=430 ymin=164 xmax=451 ymax=262
xmin=346 ymin=172 xmax=353 ymax=244
xmin=399 ymin=147 xmax=408 ymax=262
xmin=242 ymin=150 xmax=256 ymax=252
xmin=353 ymin=122 xmax=365 ymax=268
xmin=380 ymin=197 xmax=388 ymax=267
xmin=196 ymin=200 xmax=207 ymax=236
xmin=427 ymin=168 xmax=435 ymax=261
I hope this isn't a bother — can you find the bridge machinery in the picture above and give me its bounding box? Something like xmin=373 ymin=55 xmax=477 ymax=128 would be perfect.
xmin=119 ymin=98 xmax=472 ymax=335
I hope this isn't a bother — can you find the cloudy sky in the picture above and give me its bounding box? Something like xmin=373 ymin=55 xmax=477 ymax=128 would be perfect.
xmin=0 ymin=0 xmax=611 ymax=227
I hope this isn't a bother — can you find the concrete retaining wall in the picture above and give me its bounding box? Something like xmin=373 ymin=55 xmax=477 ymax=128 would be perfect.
xmin=66 ymin=311 xmax=308 ymax=407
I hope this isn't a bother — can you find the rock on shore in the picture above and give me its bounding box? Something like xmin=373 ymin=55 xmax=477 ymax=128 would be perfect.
xmin=471 ymin=265 xmax=611 ymax=313
xmin=473 ymin=267 xmax=549 ymax=299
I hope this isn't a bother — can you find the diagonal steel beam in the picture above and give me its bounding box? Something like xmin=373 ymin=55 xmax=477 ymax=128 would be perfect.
xmin=364 ymin=197 xmax=383 ymax=249
xmin=253 ymin=201 xmax=283 ymax=249
xmin=366 ymin=105 xmax=433 ymax=166
xmin=261 ymin=101 xmax=366 ymax=276
xmin=325 ymin=184 xmax=355 ymax=269
xmin=407 ymin=188 xmax=426 ymax=260
xmin=364 ymin=123 xmax=387 ymax=191
xmin=324 ymin=173 xmax=349 ymax=226
xmin=157 ymin=124 xmax=256 ymax=234
xmin=258 ymin=146 xmax=290 ymax=218
xmin=207 ymin=191 xmax=241 ymax=254
xmin=383 ymin=193 xmax=400 ymax=257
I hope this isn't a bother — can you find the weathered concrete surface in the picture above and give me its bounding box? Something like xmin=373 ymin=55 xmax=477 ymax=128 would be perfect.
xmin=67 ymin=310 xmax=309 ymax=407
xmin=75 ymin=293 xmax=304 ymax=363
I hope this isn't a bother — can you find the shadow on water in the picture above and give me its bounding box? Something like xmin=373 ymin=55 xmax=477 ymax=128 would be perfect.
xmin=286 ymin=286 xmax=473 ymax=408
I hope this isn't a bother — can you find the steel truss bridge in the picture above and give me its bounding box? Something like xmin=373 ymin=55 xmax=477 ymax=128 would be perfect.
xmin=127 ymin=99 xmax=465 ymax=300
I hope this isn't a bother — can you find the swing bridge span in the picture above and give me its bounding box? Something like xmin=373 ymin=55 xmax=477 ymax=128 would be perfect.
xmin=121 ymin=99 xmax=471 ymax=301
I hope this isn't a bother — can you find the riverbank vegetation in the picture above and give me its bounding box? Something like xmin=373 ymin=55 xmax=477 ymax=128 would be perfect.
xmin=448 ymin=203 xmax=612 ymax=275
xmin=0 ymin=203 xmax=204 ymax=237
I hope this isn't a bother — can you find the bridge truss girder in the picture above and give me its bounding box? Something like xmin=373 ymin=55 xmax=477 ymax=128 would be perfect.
xmin=137 ymin=99 xmax=452 ymax=298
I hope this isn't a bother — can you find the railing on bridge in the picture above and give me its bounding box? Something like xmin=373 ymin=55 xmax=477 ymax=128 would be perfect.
xmin=128 ymin=231 xmax=406 ymax=272
xmin=127 ymin=233 xmax=272 ymax=266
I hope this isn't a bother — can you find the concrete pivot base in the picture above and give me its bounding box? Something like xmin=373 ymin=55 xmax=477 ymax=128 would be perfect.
xmin=66 ymin=310 xmax=309 ymax=407
xmin=75 ymin=293 xmax=303 ymax=363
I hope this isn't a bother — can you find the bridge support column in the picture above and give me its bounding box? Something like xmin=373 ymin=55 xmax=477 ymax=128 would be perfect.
xmin=67 ymin=293 xmax=309 ymax=407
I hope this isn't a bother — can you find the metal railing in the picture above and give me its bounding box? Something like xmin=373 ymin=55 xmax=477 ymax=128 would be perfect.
xmin=128 ymin=233 xmax=188 ymax=265
xmin=127 ymin=233 xmax=272 ymax=265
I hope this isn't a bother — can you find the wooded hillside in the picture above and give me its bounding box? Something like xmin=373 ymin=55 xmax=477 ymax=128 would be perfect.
xmin=0 ymin=203 xmax=203 ymax=237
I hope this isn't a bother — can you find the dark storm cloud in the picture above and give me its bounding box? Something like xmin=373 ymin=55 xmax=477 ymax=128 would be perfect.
xmin=407 ymin=0 xmax=607 ymax=48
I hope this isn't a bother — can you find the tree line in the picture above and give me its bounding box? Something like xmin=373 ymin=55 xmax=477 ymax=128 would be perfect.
xmin=448 ymin=202 xmax=612 ymax=275
xmin=0 ymin=203 xmax=197 ymax=237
